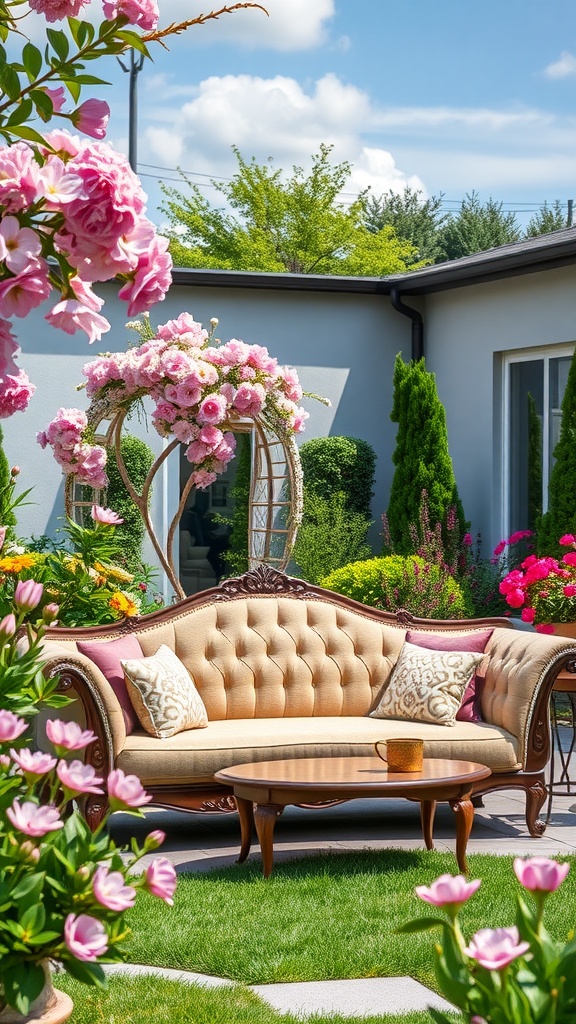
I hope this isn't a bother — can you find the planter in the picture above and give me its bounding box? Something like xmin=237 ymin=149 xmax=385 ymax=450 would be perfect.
xmin=0 ymin=963 xmax=73 ymax=1024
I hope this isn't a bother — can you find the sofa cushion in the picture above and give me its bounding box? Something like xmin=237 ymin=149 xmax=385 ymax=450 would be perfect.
xmin=406 ymin=628 xmax=494 ymax=723
xmin=370 ymin=642 xmax=484 ymax=727
xmin=77 ymin=634 xmax=143 ymax=734
xmin=121 ymin=644 xmax=208 ymax=739
xmin=115 ymin=715 xmax=521 ymax=786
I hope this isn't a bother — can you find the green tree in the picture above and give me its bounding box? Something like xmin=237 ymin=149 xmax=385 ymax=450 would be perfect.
xmin=386 ymin=355 xmax=468 ymax=554
xmin=525 ymin=200 xmax=567 ymax=237
xmin=105 ymin=435 xmax=155 ymax=573
xmin=364 ymin=187 xmax=448 ymax=264
xmin=439 ymin=192 xmax=521 ymax=261
xmin=299 ymin=436 xmax=376 ymax=517
xmin=161 ymin=144 xmax=419 ymax=276
xmin=537 ymin=348 xmax=576 ymax=556
xmin=221 ymin=432 xmax=251 ymax=577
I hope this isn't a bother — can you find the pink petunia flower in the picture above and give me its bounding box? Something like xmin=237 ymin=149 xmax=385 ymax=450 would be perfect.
xmin=513 ymin=856 xmax=570 ymax=893
xmin=463 ymin=926 xmax=530 ymax=971
xmin=92 ymin=866 xmax=137 ymax=911
xmin=6 ymin=800 xmax=63 ymax=837
xmin=145 ymin=857 xmax=177 ymax=905
xmin=57 ymin=759 xmax=104 ymax=795
xmin=45 ymin=719 xmax=97 ymax=752
xmin=64 ymin=914 xmax=108 ymax=961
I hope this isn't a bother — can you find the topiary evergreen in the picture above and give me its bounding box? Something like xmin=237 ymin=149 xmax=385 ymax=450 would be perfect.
xmin=0 ymin=426 xmax=17 ymax=539
xmin=386 ymin=355 xmax=468 ymax=555
xmin=299 ymin=436 xmax=376 ymax=517
xmin=537 ymin=347 xmax=576 ymax=556
xmin=105 ymin=434 xmax=155 ymax=573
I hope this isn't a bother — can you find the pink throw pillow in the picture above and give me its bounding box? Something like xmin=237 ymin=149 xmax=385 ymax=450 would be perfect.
xmin=405 ymin=628 xmax=494 ymax=723
xmin=77 ymin=635 xmax=144 ymax=734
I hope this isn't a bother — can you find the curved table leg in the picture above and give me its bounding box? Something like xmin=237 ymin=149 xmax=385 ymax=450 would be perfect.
xmin=420 ymin=800 xmax=437 ymax=851
xmin=254 ymin=803 xmax=284 ymax=878
xmin=449 ymin=796 xmax=474 ymax=873
xmin=235 ymin=796 xmax=254 ymax=864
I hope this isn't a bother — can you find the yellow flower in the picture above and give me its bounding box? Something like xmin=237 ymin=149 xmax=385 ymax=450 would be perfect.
xmin=109 ymin=591 xmax=138 ymax=617
xmin=94 ymin=561 xmax=134 ymax=584
xmin=0 ymin=554 xmax=35 ymax=573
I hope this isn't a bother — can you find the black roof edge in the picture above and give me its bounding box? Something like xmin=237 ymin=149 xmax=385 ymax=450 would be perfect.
xmin=171 ymin=229 xmax=576 ymax=297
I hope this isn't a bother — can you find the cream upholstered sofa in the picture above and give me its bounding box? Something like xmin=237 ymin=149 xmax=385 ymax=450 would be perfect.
xmin=38 ymin=565 xmax=576 ymax=836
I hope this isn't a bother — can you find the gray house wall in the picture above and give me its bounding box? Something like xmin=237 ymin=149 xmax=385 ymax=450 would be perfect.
xmin=423 ymin=265 xmax=576 ymax=551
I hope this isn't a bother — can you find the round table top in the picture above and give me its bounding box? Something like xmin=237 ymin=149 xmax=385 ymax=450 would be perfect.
xmin=214 ymin=756 xmax=491 ymax=793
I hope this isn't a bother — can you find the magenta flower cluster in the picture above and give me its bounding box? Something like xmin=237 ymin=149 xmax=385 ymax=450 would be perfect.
xmin=499 ymin=534 xmax=576 ymax=631
xmin=0 ymin=711 xmax=177 ymax=974
xmin=29 ymin=0 xmax=158 ymax=30
xmin=39 ymin=312 xmax=308 ymax=489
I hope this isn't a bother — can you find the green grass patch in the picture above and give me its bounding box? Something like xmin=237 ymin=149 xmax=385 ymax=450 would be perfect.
xmin=123 ymin=849 xmax=576 ymax=990
xmin=56 ymin=973 xmax=456 ymax=1024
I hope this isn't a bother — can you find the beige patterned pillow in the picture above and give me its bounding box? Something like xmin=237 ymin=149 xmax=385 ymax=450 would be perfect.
xmin=370 ymin=641 xmax=484 ymax=727
xmin=121 ymin=644 xmax=208 ymax=738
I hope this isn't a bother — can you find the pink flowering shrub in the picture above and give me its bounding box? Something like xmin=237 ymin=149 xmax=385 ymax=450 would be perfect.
xmin=499 ymin=534 xmax=576 ymax=631
xmin=40 ymin=313 xmax=309 ymax=489
xmin=0 ymin=710 xmax=177 ymax=1015
xmin=399 ymin=858 xmax=575 ymax=1023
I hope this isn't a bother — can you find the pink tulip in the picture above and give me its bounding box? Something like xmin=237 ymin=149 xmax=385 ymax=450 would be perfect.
xmin=14 ymin=579 xmax=44 ymax=611
xmin=463 ymin=926 xmax=530 ymax=971
xmin=513 ymin=857 xmax=570 ymax=893
xmin=6 ymin=800 xmax=63 ymax=837
xmin=57 ymin=759 xmax=104 ymax=795
xmin=145 ymin=829 xmax=166 ymax=850
xmin=145 ymin=857 xmax=177 ymax=905
xmin=64 ymin=914 xmax=108 ymax=962
xmin=45 ymin=719 xmax=96 ymax=752
xmin=10 ymin=748 xmax=57 ymax=776
xmin=92 ymin=866 xmax=136 ymax=911
xmin=91 ymin=504 xmax=124 ymax=526
xmin=107 ymin=769 xmax=153 ymax=810
xmin=0 ymin=613 xmax=17 ymax=641
xmin=42 ymin=603 xmax=60 ymax=625
xmin=415 ymin=873 xmax=481 ymax=909
xmin=0 ymin=709 xmax=27 ymax=742
xmin=70 ymin=99 xmax=110 ymax=140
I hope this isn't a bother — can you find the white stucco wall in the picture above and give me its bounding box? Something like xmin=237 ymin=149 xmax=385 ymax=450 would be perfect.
xmin=423 ymin=265 xmax=576 ymax=551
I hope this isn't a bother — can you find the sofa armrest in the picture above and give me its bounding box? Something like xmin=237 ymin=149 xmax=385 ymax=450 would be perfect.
xmin=39 ymin=641 xmax=127 ymax=777
xmin=482 ymin=629 xmax=576 ymax=771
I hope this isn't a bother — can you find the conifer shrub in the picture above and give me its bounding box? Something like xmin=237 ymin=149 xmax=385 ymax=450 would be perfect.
xmin=386 ymin=355 xmax=468 ymax=555
xmin=0 ymin=425 xmax=17 ymax=540
xmin=537 ymin=348 xmax=576 ymax=556
xmin=321 ymin=554 xmax=467 ymax=618
xmin=299 ymin=436 xmax=376 ymax=517
xmin=105 ymin=435 xmax=155 ymax=573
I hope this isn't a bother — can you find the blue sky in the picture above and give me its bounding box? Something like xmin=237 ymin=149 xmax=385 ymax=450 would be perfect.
xmin=32 ymin=0 xmax=576 ymax=229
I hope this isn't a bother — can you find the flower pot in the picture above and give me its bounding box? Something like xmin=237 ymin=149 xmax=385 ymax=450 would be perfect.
xmin=550 ymin=622 xmax=576 ymax=639
xmin=0 ymin=962 xmax=73 ymax=1024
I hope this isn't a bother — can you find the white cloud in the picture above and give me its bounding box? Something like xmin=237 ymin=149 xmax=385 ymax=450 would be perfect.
xmin=158 ymin=0 xmax=335 ymax=51
xmin=543 ymin=51 xmax=576 ymax=79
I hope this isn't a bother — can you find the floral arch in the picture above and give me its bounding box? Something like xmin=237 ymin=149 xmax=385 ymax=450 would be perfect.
xmin=38 ymin=313 xmax=309 ymax=599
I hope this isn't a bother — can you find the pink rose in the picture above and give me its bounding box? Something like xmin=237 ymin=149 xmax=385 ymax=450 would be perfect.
xmin=156 ymin=313 xmax=207 ymax=346
xmin=513 ymin=856 xmax=570 ymax=893
xmin=29 ymin=0 xmax=89 ymax=20
xmin=493 ymin=541 xmax=507 ymax=557
xmin=463 ymin=926 xmax=530 ymax=971
xmin=0 ymin=216 xmax=42 ymax=274
xmin=64 ymin=914 xmax=108 ymax=962
xmin=0 ymin=372 xmax=36 ymax=418
xmin=0 ymin=264 xmax=51 ymax=318
xmin=521 ymin=607 xmax=536 ymax=623
xmin=564 ymin=585 xmax=576 ymax=598
xmin=71 ymin=99 xmax=110 ymax=140
xmin=45 ymin=300 xmax=111 ymax=344
xmin=172 ymin=420 xmax=197 ymax=443
xmin=560 ymin=534 xmax=576 ymax=546
xmin=535 ymin=623 xmax=555 ymax=634
xmin=190 ymin=468 xmax=217 ymax=489
xmin=145 ymin=857 xmax=177 ymax=905
xmin=0 ymin=143 xmax=40 ymax=212
xmin=102 ymin=0 xmax=159 ymax=30
xmin=9 ymin=749 xmax=57 ymax=776
xmin=107 ymin=768 xmax=153 ymax=810
xmin=0 ymin=709 xmax=27 ymax=743
xmin=505 ymin=588 xmax=525 ymax=609
xmin=0 ymin=318 xmax=19 ymax=377
xmin=91 ymin=504 xmax=123 ymax=526
xmin=415 ymin=873 xmax=481 ymax=910
xmin=233 ymin=382 xmax=265 ymax=418
xmin=197 ymin=392 xmax=228 ymax=426
xmin=57 ymin=759 xmax=104 ymax=795
xmin=46 ymin=719 xmax=96 ymax=752
xmin=14 ymin=579 xmax=43 ymax=612
xmin=92 ymin=866 xmax=137 ymax=911
xmin=118 ymin=234 xmax=172 ymax=315
xmin=563 ymin=553 xmax=576 ymax=567
xmin=174 ymin=380 xmax=202 ymax=409
xmin=6 ymin=800 xmax=63 ymax=837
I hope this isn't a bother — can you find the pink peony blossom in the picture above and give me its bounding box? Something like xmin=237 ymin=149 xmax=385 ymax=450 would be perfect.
xmin=46 ymin=719 xmax=96 ymax=752
xmin=102 ymin=0 xmax=159 ymax=30
xmin=10 ymin=748 xmax=57 ymax=776
xmin=0 ymin=372 xmax=36 ymax=419
xmin=463 ymin=926 xmax=530 ymax=971
xmin=107 ymin=768 xmax=153 ymax=810
xmin=513 ymin=856 xmax=570 ymax=893
xmin=46 ymin=299 xmax=111 ymax=344
xmin=0 ymin=709 xmax=27 ymax=743
xmin=145 ymin=857 xmax=177 ymax=905
xmin=117 ymin=233 xmax=172 ymax=315
xmin=0 ymin=318 xmax=19 ymax=377
xmin=64 ymin=914 xmax=108 ymax=961
xmin=92 ymin=866 xmax=136 ymax=911
xmin=560 ymin=534 xmax=576 ymax=546
xmin=0 ymin=264 xmax=51 ymax=318
xmin=233 ymin=382 xmax=266 ymax=418
xmin=0 ymin=216 xmax=42 ymax=274
xmin=505 ymin=588 xmax=526 ymax=609
xmin=6 ymin=800 xmax=63 ymax=837
xmin=563 ymin=553 xmax=576 ymax=567
xmin=14 ymin=579 xmax=43 ymax=611
xmin=71 ymin=99 xmax=110 ymax=140
xmin=521 ymin=607 xmax=536 ymax=623
xmin=91 ymin=504 xmax=123 ymax=525
xmin=415 ymin=873 xmax=481 ymax=909
xmin=57 ymin=759 xmax=104 ymax=795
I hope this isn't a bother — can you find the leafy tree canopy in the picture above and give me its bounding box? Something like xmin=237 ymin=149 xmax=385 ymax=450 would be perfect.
xmin=438 ymin=191 xmax=521 ymax=261
xmin=161 ymin=144 xmax=421 ymax=276
xmin=364 ymin=187 xmax=448 ymax=264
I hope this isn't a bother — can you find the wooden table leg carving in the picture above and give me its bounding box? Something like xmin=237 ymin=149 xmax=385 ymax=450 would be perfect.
xmin=420 ymin=799 xmax=437 ymax=851
xmin=449 ymin=795 xmax=474 ymax=873
xmin=254 ymin=803 xmax=284 ymax=878
xmin=235 ymin=796 xmax=255 ymax=864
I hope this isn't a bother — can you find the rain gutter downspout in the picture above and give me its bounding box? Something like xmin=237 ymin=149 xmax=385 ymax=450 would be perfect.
xmin=390 ymin=287 xmax=424 ymax=361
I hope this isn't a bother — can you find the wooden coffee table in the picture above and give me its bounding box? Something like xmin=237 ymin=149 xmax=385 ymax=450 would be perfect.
xmin=214 ymin=756 xmax=491 ymax=877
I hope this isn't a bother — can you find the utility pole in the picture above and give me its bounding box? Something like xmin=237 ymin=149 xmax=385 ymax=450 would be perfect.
xmin=567 ymin=199 xmax=574 ymax=228
xmin=117 ymin=49 xmax=145 ymax=172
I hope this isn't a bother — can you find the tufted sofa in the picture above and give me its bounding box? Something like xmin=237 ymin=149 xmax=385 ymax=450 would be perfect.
xmin=38 ymin=566 xmax=576 ymax=836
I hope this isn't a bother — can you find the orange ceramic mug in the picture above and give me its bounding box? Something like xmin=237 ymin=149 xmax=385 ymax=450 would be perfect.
xmin=375 ymin=738 xmax=424 ymax=773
